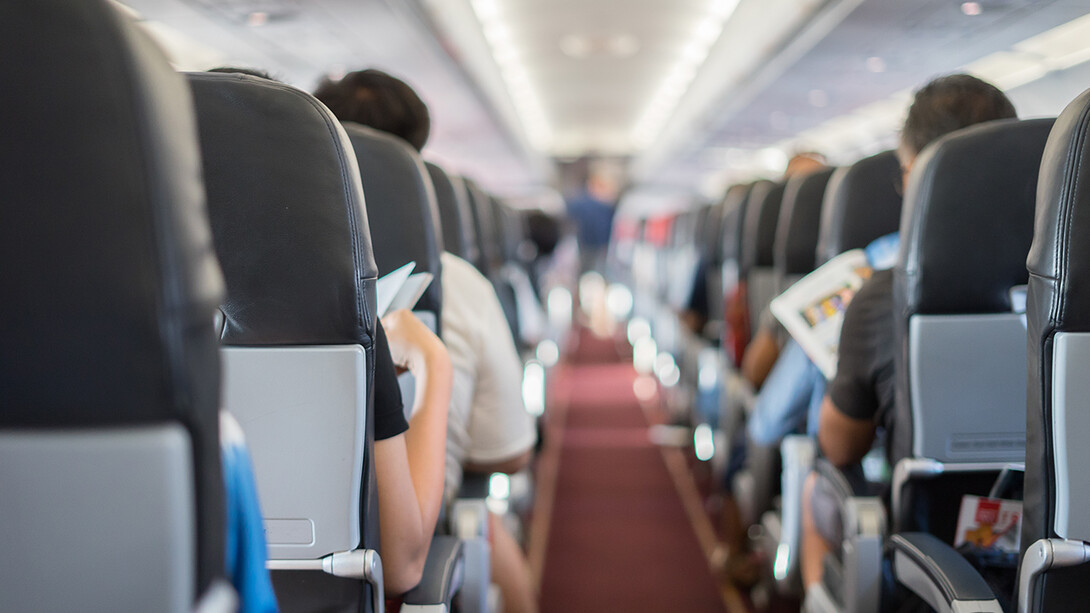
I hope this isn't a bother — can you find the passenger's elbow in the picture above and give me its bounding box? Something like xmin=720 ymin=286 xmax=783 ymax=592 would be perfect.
xmin=385 ymin=551 xmax=427 ymax=596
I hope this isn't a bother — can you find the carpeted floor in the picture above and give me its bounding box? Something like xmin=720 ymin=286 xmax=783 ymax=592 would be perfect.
xmin=535 ymin=329 xmax=728 ymax=612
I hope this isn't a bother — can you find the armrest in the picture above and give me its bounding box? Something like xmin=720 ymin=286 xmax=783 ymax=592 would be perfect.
xmin=889 ymin=533 xmax=1002 ymax=613
xmin=401 ymin=536 xmax=465 ymax=610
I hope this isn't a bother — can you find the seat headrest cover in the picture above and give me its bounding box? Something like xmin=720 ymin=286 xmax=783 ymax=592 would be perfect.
xmin=1028 ymin=88 xmax=1090 ymax=334
xmin=897 ymin=118 xmax=1054 ymax=315
xmin=343 ymin=123 xmax=443 ymax=318
xmin=816 ymin=150 xmax=902 ymax=265
xmin=427 ymin=162 xmax=478 ymax=262
xmin=776 ymin=168 xmax=835 ymax=276
xmin=1 ymin=1 xmax=223 ymax=427
xmin=188 ymin=73 xmax=377 ymax=347
xmin=741 ymin=180 xmax=786 ymax=272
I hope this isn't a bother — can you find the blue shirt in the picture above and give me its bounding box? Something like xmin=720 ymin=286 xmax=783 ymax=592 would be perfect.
xmin=221 ymin=413 xmax=279 ymax=613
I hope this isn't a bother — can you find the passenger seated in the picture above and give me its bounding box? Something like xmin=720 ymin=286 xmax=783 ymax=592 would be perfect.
xmin=800 ymin=74 xmax=1018 ymax=589
xmin=315 ymin=69 xmax=538 ymax=613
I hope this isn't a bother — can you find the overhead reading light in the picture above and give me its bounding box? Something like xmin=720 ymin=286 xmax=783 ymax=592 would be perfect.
xmin=471 ymin=0 xmax=552 ymax=149
xmin=632 ymin=0 xmax=741 ymax=150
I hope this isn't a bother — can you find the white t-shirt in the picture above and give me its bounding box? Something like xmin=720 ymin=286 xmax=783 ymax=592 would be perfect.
xmin=440 ymin=252 xmax=537 ymax=497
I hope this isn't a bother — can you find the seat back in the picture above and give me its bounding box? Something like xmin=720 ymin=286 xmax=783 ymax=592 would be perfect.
xmin=712 ymin=184 xmax=754 ymax=315
xmin=894 ymin=118 xmax=1052 ymax=471
xmin=188 ymin=72 xmax=380 ymax=610
xmin=775 ymin=168 xmax=835 ymax=288
xmin=0 ymin=2 xmax=225 ymax=610
xmin=428 ymin=163 xmax=480 ymax=264
xmin=741 ymin=180 xmax=787 ymax=336
xmin=465 ymin=178 xmax=500 ymax=277
xmin=345 ymin=123 xmax=444 ymax=330
xmin=1024 ymin=88 xmax=1090 ymax=609
xmin=815 ymin=150 xmax=902 ymax=266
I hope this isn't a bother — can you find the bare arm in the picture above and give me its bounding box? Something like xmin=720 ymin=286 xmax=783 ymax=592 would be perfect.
xmin=374 ymin=310 xmax=452 ymax=594
xmin=817 ymin=394 xmax=875 ymax=468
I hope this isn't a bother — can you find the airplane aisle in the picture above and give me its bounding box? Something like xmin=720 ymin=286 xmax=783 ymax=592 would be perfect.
xmin=530 ymin=326 xmax=734 ymax=612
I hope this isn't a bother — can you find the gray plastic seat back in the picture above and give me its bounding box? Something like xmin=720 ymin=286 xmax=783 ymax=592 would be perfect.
xmin=894 ymin=118 xmax=1054 ymax=469
xmin=0 ymin=1 xmax=227 ymax=608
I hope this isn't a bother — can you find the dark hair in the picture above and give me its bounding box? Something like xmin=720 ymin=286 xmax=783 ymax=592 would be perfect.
xmin=207 ymin=66 xmax=275 ymax=80
xmin=900 ymin=74 xmax=1016 ymax=159
xmin=313 ymin=69 xmax=430 ymax=151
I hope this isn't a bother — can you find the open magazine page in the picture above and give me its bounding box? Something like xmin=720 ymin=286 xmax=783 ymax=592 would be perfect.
xmin=770 ymin=249 xmax=872 ymax=379
xmin=376 ymin=262 xmax=416 ymax=317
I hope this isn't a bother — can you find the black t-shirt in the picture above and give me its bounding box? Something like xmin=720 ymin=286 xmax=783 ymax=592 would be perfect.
xmin=373 ymin=320 xmax=410 ymax=441
xmin=828 ymin=269 xmax=899 ymax=466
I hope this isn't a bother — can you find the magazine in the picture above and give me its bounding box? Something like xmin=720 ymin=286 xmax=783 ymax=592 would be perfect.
xmin=376 ymin=262 xmax=434 ymax=317
xmin=769 ymin=249 xmax=872 ymax=379
xmin=953 ymin=496 xmax=1022 ymax=553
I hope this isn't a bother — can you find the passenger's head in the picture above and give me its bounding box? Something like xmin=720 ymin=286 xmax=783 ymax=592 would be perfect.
xmin=313 ymin=69 xmax=430 ymax=151
xmin=207 ymin=66 xmax=275 ymax=80
xmin=784 ymin=152 xmax=826 ymax=178
xmin=898 ymin=74 xmax=1016 ymax=176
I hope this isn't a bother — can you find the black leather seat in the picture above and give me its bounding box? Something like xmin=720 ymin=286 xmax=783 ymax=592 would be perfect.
xmin=0 ymin=2 xmax=226 ymax=610
xmin=805 ymin=118 xmax=1054 ymax=613
xmin=1020 ymin=87 xmax=1090 ymax=613
xmin=464 ymin=178 xmax=500 ymax=278
xmin=776 ymin=168 xmax=836 ymax=285
xmin=815 ymin=150 xmax=903 ymax=266
xmin=741 ymin=180 xmax=787 ymax=338
xmin=427 ymin=163 xmax=479 ymax=264
xmin=345 ymin=123 xmax=444 ymax=331
xmin=188 ymin=72 xmax=386 ymax=612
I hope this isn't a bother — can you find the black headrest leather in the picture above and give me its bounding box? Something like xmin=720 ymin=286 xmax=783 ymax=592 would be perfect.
xmin=427 ymin=163 xmax=479 ymax=263
xmin=1024 ymin=89 xmax=1090 ymax=588
xmin=343 ymin=123 xmax=443 ymax=320
xmin=1027 ymin=90 xmax=1090 ymax=334
xmin=717 ymin=183 xmax=754 ymax=268
xmin=815 ymin=150 xmax=902 ymax=265
xmin=188 ymin=73 xmax=378 ymax=349
xmin=741 ymin=180 xmax=786 ymax=272
xmin=896 ymin=118 xmax=1053 ymax=315
xmin=1 ymin=0 xmax=225 ymax=591
xmin=776 ymin=168 xmax=835 ymax=276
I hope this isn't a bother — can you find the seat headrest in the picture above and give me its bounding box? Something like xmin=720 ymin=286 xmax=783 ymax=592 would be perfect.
xmin=815 ymin=150 xmax=902 ymax=265
xmin=427 ymin=163 xmax=480 ymax=264
xmin=343 ymin=123 xmax=444 ymax=319
xmin=187 ymin=73 xmax=377 ymax=347
xmin=741 ymin=180 xmax=786 ymax=273
xmin=776 ymin=168 xmax=835 ymax=276
xmin=1 ymin=1 xmax=223 ymax=428
xmin=1028 ymin=89 xmax=1090 ymax=334
xmin=717 ymin=183 xmax=754 ymax=268
xmin=897 ymin=118 xmax=1054 ymax=315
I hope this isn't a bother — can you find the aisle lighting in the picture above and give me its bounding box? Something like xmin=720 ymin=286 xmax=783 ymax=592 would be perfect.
xmin=470 ymin=0 xmax=552 ymax=148
xmin=522 ymin=359 xmax=546 ymax=417
xmin=632 ymin=0 xmax=741 ymax=149
xmin=693 ymin=423 xmax=716 ymax=462
xmin=633 ymin=336 xmax=658 ymax=375
xmin=547 ymin=286 xmax=573 ymax=332
xmin=627 ymin=317 xmax=652 ymax=346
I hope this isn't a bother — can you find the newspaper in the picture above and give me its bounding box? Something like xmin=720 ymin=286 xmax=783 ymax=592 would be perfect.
xmin=770 ymin=249 xmax=872 ymax=379
xmin=376 ymin=262 xmax=434 ymax=317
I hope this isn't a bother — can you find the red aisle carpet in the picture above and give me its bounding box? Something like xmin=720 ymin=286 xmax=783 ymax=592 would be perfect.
xmin=535 ymin=328 xmax=728 ymax=612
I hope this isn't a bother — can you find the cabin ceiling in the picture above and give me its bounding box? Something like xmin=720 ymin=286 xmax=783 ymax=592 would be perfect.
xmin=122 ymin=0 xmax=1090 ymax=199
